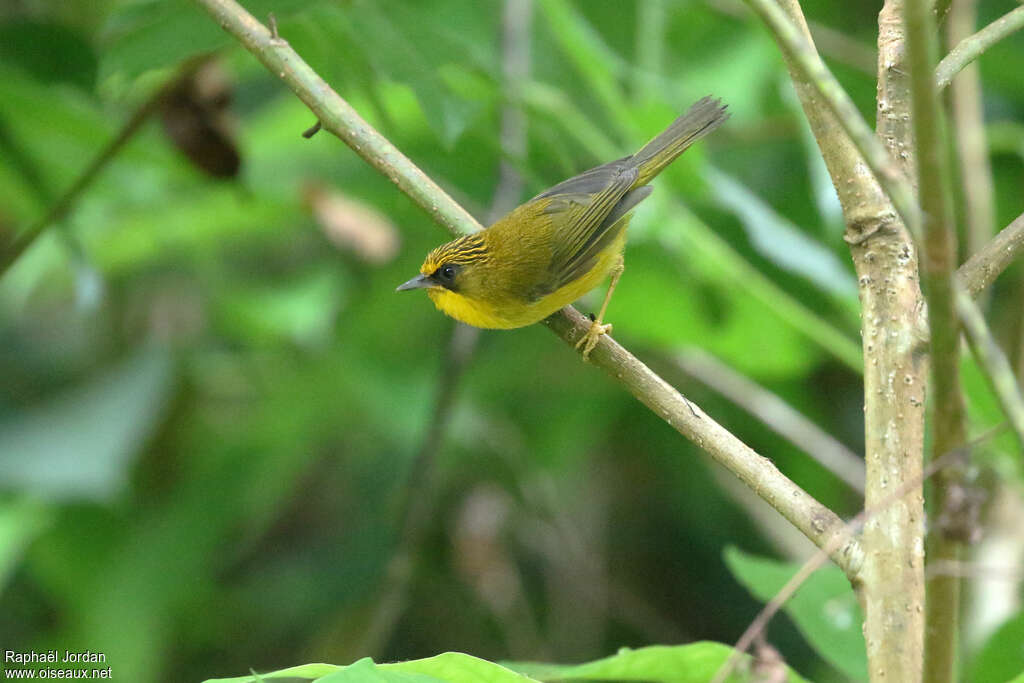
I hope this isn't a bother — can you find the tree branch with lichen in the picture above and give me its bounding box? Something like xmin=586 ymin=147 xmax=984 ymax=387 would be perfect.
xmin=958 ymin=211 xmax=1024 ymax=297
xmin=936 ymin=5 xmax=1024 ymax=90
xmin=191 ymin=0 xmax=863 ymax=576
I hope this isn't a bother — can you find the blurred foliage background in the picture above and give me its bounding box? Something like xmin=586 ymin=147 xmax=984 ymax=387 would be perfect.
xmin=0 ymin=1 xmax=1022 ymax=681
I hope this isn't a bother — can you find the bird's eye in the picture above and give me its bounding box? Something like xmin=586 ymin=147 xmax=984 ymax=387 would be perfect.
xmin=440 ymin=265 xmax=456 ymax=280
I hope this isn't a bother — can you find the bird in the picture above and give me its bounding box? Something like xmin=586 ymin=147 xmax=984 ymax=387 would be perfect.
xmin=397 ymin=96 xmax=729 ymax=359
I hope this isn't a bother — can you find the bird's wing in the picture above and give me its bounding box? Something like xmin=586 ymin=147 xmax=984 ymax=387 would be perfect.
xmin=536 ymin=162 xmax=641 ymax=293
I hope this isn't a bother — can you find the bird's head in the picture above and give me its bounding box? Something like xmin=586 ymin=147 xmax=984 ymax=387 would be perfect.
xmin=396 ymin=233 xmax=492 ymax=307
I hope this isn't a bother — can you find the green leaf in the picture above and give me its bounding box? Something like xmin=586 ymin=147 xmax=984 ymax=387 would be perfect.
xmin=380 ymin=653 xmax=533 ymax=683
xmin=203 ymin=662 xmax=341 ymax=682
xmin=204 ymin=653 xmax=535 ymax=683
xmin=0 ymin=346 xmax=173 ymax=501
xmin=320 ymin=658 xmax=443 ymax=683
xmin=505 ymin=642 xmax=808 ymax=682
xmin=723 ymin=546 xmax=866 ymax=681
xmin=971 ymin=611 xmax=1024 ymax=683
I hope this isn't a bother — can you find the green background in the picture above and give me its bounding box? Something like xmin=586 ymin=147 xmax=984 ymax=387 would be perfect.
xmin=1 ymin=1 xmax=1022 ymax=681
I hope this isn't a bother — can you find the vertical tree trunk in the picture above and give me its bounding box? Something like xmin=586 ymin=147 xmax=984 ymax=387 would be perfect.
xmin=773 ymin=1 xmax=928 ymax=679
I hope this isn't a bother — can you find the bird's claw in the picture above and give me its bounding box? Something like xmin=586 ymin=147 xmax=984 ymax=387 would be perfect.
xmin=575 ymin=319 xmax=612 ymax=360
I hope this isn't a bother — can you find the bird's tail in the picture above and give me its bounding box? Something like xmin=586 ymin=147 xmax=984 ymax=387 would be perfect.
xmin=630 ymin=96 xmax=729 ymax=187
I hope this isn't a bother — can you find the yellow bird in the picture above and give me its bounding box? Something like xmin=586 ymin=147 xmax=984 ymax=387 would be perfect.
xmin=398 ymin=97 xmax=728 ymax=358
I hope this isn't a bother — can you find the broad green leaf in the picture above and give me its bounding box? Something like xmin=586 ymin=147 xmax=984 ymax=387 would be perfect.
xmin=204 ymin=662 xmax=341 ymax=682
xmin=320 ymin=658 xmax=443 ymax=683
xmin=505 ymin=642 xmax=808 ymax=682
xmin=971 ymin=611 xmax=1024 ymax=683
xmin=204 ymin=653 xmax=535 ymax=683
xmin=0 ymin=346 xmax=173 ymax=501
xmin=380 ymin=653 xmax=534 ymax=683
xmin=723 ymin=547 xmax=866 ymax=681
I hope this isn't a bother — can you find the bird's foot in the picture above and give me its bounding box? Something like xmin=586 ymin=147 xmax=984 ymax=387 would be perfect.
xmin=575 ymin=317 xmax=612 ymax=360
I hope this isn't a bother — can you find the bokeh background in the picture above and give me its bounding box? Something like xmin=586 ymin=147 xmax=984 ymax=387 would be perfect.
xmin=1 ymin=1 xmax=1023 ymax=681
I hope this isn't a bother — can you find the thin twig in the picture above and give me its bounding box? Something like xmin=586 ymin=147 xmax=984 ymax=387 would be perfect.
xmin=705 ymin=0 xmax=878 ymax=73
xmin=807 ymin=20 xmax=878 ymax=73
xmin=957 ymin=287 xmax=1024 ymax=450
xmin=948 ymin=0 xmax=996 ymax=263
xmin=936 ymin=5 xmax=1024 ymax=90
xmin=926 ymin=559 xmax=1024 ymax=582
xmin=543 ymin=307 xmax=862 ymax=575
xmin=907 ymin=0 xmax=969 ymax=676
xmin=675 ymin=348 xmax=865 ymax=493
xmin=194 ymin=0 xmax=862 ymax=576
xmin=742 ymin=0 xmax=921 ymax=237
xmin=489 ymin=0 xmax=532 ymax=223
xmin=0 ymin=57 xmax=208 ymax=277
xmin=634 ymin=0 xmax=666 ymax=97
xmin=302 ymin=120 xmax=322 ymax=138
xmin=958 ymin=211 xmax=1024 ymax=297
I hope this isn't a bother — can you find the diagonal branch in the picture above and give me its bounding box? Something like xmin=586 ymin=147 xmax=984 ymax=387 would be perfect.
xmin=956 ymin=288 xmax=1024 ymax=451
xmin=957 ymin=211 xmax=1024 ymax=297
xmin=543 ymin=308 xmax=863 ymax=576
xmin=947 ymin=0 xmax=997 ymax=263
xmin=742 ymin=0 xmax=921 ymax=235
xmin=675 ymin=348 xmax=865 ymax=494
xmin=936 ymin=5 xmax=1024 ymax=90
xmin=193 ymin=0 xmax=863 ymax=576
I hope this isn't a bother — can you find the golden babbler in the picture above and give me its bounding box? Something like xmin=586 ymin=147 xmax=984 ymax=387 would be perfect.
xmin=398 ymin=96 xmax=728 ymax=358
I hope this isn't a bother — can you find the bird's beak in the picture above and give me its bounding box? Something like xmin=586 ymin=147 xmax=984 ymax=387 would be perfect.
xmin=396 ymin=274 xmax=433 ymax=291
